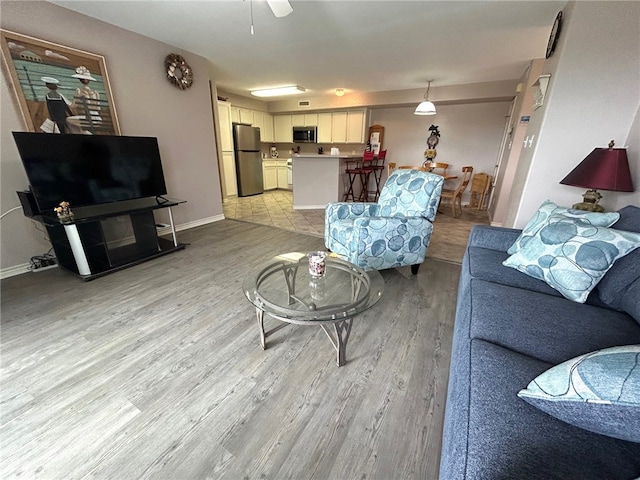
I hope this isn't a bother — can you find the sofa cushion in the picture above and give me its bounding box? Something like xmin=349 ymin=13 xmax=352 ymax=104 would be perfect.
xmin=462 ymin=340 xmax=640 ymax=479
xmin=469 ymin=280 xmax=640 ymax=365
xmin=469 ymin=246 xmax=562 ymax=296
xmin=597 ymin=206 xmax=640 ymax=322
xmin=507 ymin=200 xmax=620 ymax=254
xmin=518 ymin=345 xmax=640 ymax=443
xmin=503 ymin=215 xmax=640 ymax=303
xmin=467 ymin=246 xmax=608 ymax=306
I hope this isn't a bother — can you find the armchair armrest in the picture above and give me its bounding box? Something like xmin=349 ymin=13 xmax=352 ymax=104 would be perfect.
xmin=467 ymin=225 xmax=522 ymax=252
xmin=325 ymin=202 xmax=380 ymax=222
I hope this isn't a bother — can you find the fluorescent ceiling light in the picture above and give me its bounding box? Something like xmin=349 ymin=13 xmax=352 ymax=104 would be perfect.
xmin=251 ymin=85 xmax=306 ymax=97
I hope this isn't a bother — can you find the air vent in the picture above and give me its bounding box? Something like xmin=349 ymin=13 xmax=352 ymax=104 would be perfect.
xmin=298 ymin=100 xmax=311 ymax=107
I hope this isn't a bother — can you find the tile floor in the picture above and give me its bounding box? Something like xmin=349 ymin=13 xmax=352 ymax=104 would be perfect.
xmin=222 ymin=189 xmax=491 ymax=263
xmin=222 ymin=190 xmax=325 ymax=237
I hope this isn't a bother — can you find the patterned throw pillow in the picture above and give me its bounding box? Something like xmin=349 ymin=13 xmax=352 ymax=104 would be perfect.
xmin=503 ymin=214 xmax=640 ymax=303
xmin=518 ymin=345 xmax=640 ymax=443
xmin=507 ymin=200 xmax=620 ymax=255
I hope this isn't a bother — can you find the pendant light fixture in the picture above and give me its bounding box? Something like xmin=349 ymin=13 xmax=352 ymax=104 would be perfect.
xmin=414 ymin=80 xmax=437 ymax=115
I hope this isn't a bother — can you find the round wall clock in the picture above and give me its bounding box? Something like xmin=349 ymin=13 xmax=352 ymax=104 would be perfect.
xmin=546 ymin=11 xmax=563 ymax=59
xmin=165 ymin=53 xmax=194 ymax=90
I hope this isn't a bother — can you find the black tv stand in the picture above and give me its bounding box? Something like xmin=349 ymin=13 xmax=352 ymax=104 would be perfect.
xmin=35 ymin=197 xmax=187 ymax=280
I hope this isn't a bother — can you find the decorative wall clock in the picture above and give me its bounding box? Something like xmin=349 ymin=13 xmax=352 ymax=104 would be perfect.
xmin=546 ymin=11 xmax=563 ymax=59
xmin=165 ymin=53 xmax=193 ymax=90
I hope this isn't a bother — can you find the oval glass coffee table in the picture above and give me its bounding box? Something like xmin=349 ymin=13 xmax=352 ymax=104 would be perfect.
xmin=243 ymin=252 xmax=384 ymax=366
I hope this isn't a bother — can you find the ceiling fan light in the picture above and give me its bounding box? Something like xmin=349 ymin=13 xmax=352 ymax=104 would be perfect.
xmin=251 ymin=85 xmax=306 ymax=97
xmin=414 ymin=101 xmax=437 ymax=115
xmin=266 ymin=0 xmax=293 ymax=18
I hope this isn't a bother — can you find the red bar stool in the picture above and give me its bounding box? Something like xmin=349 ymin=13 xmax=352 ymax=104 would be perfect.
xmin=343 ymin=152 xmax=375 ymax=202
xmin=343 ymin=155 xmax=363 ymax=201
xmin=371 ymin=149 xmax=387 ymax=201
xmin=358 ymin=151 xmax=377 ymax=201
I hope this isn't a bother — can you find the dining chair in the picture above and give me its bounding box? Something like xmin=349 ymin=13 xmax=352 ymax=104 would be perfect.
xmin=423 ymin=161 xmax=449 ymax=176
xmin=387 ymin=162 xmax=397 ymax=177
xmin=439 ymin=166 xmax=473 ymax=217
xmin=469 ymin=173 xmax=492 ymax=210
xmin=399 ymin=165 xmax=429 ymax=171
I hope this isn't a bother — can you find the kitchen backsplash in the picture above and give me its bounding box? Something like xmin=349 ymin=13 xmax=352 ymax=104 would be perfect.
xmin=262 ymin=142 xmax=366 ymax=158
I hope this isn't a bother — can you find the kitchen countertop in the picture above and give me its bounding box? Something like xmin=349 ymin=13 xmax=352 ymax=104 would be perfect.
xmin=293 ymin=154 xmax=363 ymax=159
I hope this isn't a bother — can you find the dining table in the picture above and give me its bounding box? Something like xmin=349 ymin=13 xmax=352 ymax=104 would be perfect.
xmin=397 ymin=165 xmax=458 ymax=181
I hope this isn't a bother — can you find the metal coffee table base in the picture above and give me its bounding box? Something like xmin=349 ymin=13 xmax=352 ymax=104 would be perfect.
xmin=255 ymin=308 xmax=353 ymax=367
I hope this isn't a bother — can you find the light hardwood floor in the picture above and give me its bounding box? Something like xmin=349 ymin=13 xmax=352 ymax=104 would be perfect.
xmin=223 ymin=190 xmax=489 ymax=264
xmin=1 ymin=219 xmax=460 ymax=479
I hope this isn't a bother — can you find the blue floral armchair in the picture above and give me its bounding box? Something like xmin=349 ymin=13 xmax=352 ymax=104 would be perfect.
xmin=325 ymin=169 xmax=444 ymax=273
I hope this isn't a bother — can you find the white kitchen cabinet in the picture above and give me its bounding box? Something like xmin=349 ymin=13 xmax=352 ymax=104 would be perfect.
xmin=217 ymin=102 xmax=233 ymax=151
xmin=270 ymin=109 xmax=366 ymax=144
xmin=222 ymin=151 xmax=237 ymax=196
xmin=291 ymin=113 xmax=317 ymax=127
xmin=262 ymin=160 xmax=277 ymax=190
xmin=217 ymin=102 xmax=237 ymax=198
xmin=231 ymin=106 xmax=240 ymax=124
xmin=276 ymin=160 xmax=289 ymax=189
xmin=346 ymin=110 xmax=365 ymax=143
xmin=262 ymin=112 xmax=274 ymax=143
xmin=304 ymin=114 xmax=318 ymax=126
xmin=317 ymin=113 xmax=332 ymax=143
xmin=274 ymin=115 xmax=293 ymax=142
xmin=331 ymin=112 xmax=348 ymax=143
xmin=253 ymin=111 xmax=274 ymax=143
xmin=253 ymin=112 xmax=265 ymax=139
xmin=291 ymin=114 xmax=305 ymax=127
xmin=239 ymin=108 xmax=254 ymax=125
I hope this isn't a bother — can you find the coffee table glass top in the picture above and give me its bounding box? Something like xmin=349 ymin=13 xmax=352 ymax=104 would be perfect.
xmin=243 ymin=252 xmax=384 ymax=324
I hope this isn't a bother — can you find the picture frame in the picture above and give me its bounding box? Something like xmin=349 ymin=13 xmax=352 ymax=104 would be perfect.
xmin=1 ymin=29 xmax=120 ymax=135
xmin=368 ymin=124 xmax=384 ymax=154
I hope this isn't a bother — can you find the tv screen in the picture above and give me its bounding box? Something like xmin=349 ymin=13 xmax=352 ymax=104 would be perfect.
xmin=13 ymin=132 xmax=168 ymax=212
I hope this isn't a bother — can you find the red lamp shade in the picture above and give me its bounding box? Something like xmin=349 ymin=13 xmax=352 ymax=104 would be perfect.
xmin=560 ymin=146 xmax=634 ymax=192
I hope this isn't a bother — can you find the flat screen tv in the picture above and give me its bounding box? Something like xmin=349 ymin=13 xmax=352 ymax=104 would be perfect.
xmin=13 ymin=132 xmax=168 ymax=212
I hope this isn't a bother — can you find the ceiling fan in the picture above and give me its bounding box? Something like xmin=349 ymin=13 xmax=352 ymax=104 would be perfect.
xmin=247 ymin=0 xmax=292 ymax=35
xmin=266 ymin=0 xmax=293 ymax=18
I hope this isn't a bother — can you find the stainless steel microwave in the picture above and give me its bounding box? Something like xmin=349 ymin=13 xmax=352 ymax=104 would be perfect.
xmin=292 ymin=126 xmax=317 ymax=143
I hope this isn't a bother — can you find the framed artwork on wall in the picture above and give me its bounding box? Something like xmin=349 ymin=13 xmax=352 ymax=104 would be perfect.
xmin=368 ymin=124 xmax=384 ymax=154
xmin=0 ymin=29 xmax=120 ymax=135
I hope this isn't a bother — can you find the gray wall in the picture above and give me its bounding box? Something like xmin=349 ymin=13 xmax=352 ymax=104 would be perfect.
xmin=1 ymin=1 xmax=223 ymax=272
xmin=506 ymin=1 xmax=640 ymax=227
xmin=370 ymin=102 xmax=510 ymax=203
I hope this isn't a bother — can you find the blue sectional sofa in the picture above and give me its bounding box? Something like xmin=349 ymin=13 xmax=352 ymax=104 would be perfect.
xmin=440 ymin=205 xmax=640 ymax=479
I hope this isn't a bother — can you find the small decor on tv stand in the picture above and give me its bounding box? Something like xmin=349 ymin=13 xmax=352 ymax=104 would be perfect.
xmin=54 ymin=201 xmax=74 ymax=223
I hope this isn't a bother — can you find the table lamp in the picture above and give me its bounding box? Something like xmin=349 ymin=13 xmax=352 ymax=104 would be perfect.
xmin=559 ymin=140 xmax=634 ymax=212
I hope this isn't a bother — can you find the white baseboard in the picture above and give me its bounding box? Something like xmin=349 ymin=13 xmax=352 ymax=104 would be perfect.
xmin=293 ymin=205 xmax=326 ymax=210
xmin=0 ymin=262 xmax=31 ymax=280
xmin=1 ymin=215 xmax=227 ymax=280
xmin=155 ymin=215 xmax=225 ymax=236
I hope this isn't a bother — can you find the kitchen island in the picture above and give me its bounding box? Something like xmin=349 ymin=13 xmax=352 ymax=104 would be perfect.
xmin=292 ymin=154 xmax=363 ymax=209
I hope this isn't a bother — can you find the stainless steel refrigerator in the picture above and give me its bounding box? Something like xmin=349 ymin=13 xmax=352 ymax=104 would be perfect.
xmin=233 ymin=123 xmax=263 ymax=197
